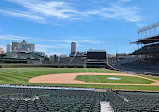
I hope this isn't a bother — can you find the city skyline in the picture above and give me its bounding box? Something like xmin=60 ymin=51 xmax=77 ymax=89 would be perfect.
xmin=7 ymin=40 xmax=35 ymax=53
xmin=0 ymin=0 xmax=158 ymax=55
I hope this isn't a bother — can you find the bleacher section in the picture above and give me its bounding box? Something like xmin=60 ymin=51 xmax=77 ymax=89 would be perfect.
xmin=5 ymin=52 xmax=45 ymax=60
xmin=129 ymin=25 xmax=159 ymax=74
xmin=45 ymin=57 xmax=85 ymax=65
xmin=0 ymin=86 xmax=106 ymax=112
xmin=56 ymin=57 xmax=71 ymax=64
xmin=131 ymin=43 xmax=159 ymax=55
xmin=0 ymin=52 xmax=46 ymax=64
xmin=111 ymin=57 xmax=140 ymax=71
xmin=111 ymin=43 xmax=159 ymax=74
xmin=108 ymin=90 xmax=159 ymax=112
xmin=111 ymin=56 xmax=159 ymax=74
xmin=1 ymin=86 xmax=159 ymax=112
xmin=70 ymin=57 xmax=85 ymax=65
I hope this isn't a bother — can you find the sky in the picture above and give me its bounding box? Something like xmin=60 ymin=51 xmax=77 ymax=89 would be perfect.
xmin=0 ymin=0 xmax=158 ymax=56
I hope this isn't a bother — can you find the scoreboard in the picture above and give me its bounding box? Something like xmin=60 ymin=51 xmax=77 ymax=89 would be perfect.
xmin=87 ymin=51 xmax=106 ymax=60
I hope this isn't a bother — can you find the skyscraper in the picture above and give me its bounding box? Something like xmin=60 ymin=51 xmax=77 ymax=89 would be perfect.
xmin=7 ymin=43 xmax=12 ymax=53
xmin=71 ymin=42 xmax=76 ymax=54
xmin=7 ymin=40 xmax=35 ymax=53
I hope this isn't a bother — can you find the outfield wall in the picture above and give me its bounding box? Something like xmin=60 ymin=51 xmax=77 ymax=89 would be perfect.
xmin=0 ymin=84 xmax=95 ymax=91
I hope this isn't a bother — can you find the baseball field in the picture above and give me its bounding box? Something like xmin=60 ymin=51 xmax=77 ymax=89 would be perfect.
xmin=1 ymin=68 xmax=159 ymax=91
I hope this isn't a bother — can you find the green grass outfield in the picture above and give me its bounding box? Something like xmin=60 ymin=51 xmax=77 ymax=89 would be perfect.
xmin=0 ymin=68 xmax=159 ymax=91
xmin=136 ymin=74 xmax=159 ymax=81
xmin=75 ymin=75 xmax=153 ymax=84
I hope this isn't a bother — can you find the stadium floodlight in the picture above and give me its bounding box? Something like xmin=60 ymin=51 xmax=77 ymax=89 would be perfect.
xmin=138 ymin=21 xmax=159 ymax=33
xmin=137 ymin=21 xmax=159 ymax=39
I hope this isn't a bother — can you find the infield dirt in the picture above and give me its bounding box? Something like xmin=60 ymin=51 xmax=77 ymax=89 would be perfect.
xmin=29 ymin=73 xmax=159 ymax=86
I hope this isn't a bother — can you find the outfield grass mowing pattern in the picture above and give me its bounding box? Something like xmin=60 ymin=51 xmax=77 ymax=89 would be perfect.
xmin=0 ymin=68 xmax=159 ymax=91
xmin=0 ymin=68 xmax=120 ymax=84
xmin=136 ymin=74 xmax=159 ymax=81
xmin=75 ymin=75 xmax=153 ymax=84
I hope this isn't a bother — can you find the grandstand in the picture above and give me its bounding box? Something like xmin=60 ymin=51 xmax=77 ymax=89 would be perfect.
xmin=108 ymin=90 xmax=159 ymax=112
xmin=130 ymin=22 xmax=159 ymax=74
xmin=44 ymin=50 xmax=107 ymax=68
xmin=111 ymin=22 xmax=159 ymax=74
xmin=56 ymin=57 xmax=71 ymax=64
xmin=0 ymin=51 xmax=85 ymax=66
xmin=70 ymin=57 xmax=85 ymax=65
xmin=131 ymin=43 xmax=159 ymax=55
xmin=0 ymin=85 xmax=159 ymax=112
xmin=0 ymin=85 xmax=105 ymax=112
xmin=45 ymin=57 xmax=85 ymax=66
xmin=0 ymin=52 xmax=46 ymax=64
xmin=131 ymin=22 xmax=159 ymax=59
xmin=5 ymin=52 xmax=45 ymax=60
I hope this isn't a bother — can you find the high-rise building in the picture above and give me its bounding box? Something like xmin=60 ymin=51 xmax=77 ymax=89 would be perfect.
xmin=71 ymin=42 xmax=76 ymax=54
xmin=7 ymin=43 xmax=12 ymax=53
xmin=0 ymin=48 xmax=4 ymax=54
xmin=7 ymin=40 xmax=35 ymax=53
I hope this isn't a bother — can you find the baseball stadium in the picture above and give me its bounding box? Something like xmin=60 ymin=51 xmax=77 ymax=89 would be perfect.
xmin=1 ymin=35 xmax=159 ymax=112
xmin=0 ymin=0 xmax=159 ymax=112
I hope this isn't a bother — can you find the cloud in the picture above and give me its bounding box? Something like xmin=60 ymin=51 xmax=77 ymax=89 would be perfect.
xmin=0 ymin=34 xmax=103 ymax=44
xmin=50 ymin=39 xmax=103 ymax=44
xmin=80 ymin=0 xmax=142 ymax=22
xmin=0 ymin=0 xmax=142 ymax=23
xmin=36 ymin=44 xmax=70 ymax=49
xmin=2 ymin=0 xmax=78 ymax=22
xmin=137 ymin=23 xmax=145 ymax=27
xmin=0 ymin=33 xmax=105 ymax=54
xmin=0 ymin=34 xmax=25 ymax=41
xmin=35 ymin=44 xmax=70 ymax=55
xmin=0 ymin=9 xmax=45 ymax=22
xmin=36 ymin=44 xmax=57 ymax=49
xmin=35 ymin=44 xmax=55 ymax=53
xmin=119 ymin=0 xmax=132 ymax=2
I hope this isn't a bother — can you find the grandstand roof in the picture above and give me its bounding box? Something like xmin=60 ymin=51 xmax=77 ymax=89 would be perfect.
xmin=131 ymin=35 xmax=159 ymax=44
